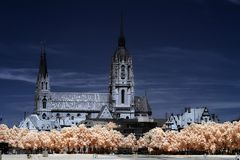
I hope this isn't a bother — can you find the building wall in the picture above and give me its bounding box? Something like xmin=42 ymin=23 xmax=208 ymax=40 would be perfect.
xmin=165 ymin=107 xmax=219 ymax=131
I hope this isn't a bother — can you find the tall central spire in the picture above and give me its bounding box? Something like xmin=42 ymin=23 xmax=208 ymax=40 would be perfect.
xmin=118 ymin=14 xmax=125 ymax=48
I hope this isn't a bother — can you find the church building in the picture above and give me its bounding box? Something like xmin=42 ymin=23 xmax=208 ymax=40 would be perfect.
xmin=19 ymin=18 xmax=153 ymax=131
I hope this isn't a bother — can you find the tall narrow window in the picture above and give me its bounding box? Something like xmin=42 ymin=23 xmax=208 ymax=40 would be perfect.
xmin=128 ymin=66 xmax=130 ymax=79
xmin=121 ymin=65 xmax=125 ymax=79
xmin=41 ymin=82 xmax=44 ymax=89
xmin=121 ymin=89 xmax=125 ymax=104
xmin=46 ymin=82 xmax=48 ymax=90
xmin=42 ymin=96 xmax=47 ymax=109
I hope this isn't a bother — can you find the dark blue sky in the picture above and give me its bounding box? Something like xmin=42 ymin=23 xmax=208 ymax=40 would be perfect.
xmin=0 ymin=0 xmax=240 ymax=126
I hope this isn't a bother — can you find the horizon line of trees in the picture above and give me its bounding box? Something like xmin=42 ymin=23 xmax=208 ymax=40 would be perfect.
xmin=0 ymin=121 xmax=240 ymax=154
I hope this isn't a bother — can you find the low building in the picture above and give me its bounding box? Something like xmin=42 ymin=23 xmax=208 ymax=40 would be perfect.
xmin=165 ymin=107 xmax=219 ymax=131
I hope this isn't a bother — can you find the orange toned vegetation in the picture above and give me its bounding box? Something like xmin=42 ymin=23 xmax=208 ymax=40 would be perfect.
xmin=0 ymin=121 xmax=240 ymax=154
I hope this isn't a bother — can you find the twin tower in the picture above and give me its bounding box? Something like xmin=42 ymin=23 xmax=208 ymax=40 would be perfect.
xmin=21 ymin=18 xmax=152 ymax=130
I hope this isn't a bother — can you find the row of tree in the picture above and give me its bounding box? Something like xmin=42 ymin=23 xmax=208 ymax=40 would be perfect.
xmin=0 ymin=121 xmax=240 ymax=154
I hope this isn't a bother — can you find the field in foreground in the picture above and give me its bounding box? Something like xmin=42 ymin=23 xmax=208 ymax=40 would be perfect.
xmin=1 ymin=154 xmax=238 ymax=160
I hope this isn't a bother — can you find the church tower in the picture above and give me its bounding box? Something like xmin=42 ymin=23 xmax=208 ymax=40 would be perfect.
xmin=34 ymin=43 xmax=51 ymax=120
xmin=109 ymin=16 xmax=135 ymax=119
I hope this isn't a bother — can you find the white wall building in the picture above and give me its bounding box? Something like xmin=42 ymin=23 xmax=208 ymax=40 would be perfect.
xmin=165 ymin=107 xmax=219 ymax=131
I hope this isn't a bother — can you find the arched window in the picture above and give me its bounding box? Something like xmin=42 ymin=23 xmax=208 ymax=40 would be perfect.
xmin=56 ymin=113 xmax=60 ymax=118
xmin=41 ymin=82 xmax=44 ymax=89
xmin=121 ymin=89 xmax=125 ymax=104
xmin=46 ymin=82 xmax=48 ymax=90
xmin=126 ymin=116 xmax=129 ymax=119
xmin=42 ymin=96 xmax=47 ymax=109
xmin=67 ymin=113 xmax=70 ymax=117
xmin=42 ymin=113 xmax=46 ymax=119
xmin=121 ymin=65 xmax=125 ymax=79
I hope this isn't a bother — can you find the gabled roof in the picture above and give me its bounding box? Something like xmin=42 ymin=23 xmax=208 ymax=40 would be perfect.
xmin=19 ymin=114 xmax=60 ymax=131
xmin=18 ymin=114 xmax=39 ymax=130
xmin=97 ymin=105 xmax=113 ymax=119
xmin=28 ymin=114 xmax=41 ymax=129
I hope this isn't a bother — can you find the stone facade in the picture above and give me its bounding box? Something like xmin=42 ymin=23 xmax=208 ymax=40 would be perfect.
xmin=109 ymin=21 xmax=135 ymax=119
xmin=19 ymin=20 xmax=152 ymax=131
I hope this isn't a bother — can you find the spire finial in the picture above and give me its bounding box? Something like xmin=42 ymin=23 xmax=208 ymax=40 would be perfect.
xmin=38 ymin=40 xmax=48 ymax=78
xmin=145 ymin=89 xmax=147 ymax=97
xmin=40 ymin=40 xmax=46 ymax=54
xmin=145 ymin=89 xmax=149 ymax=104
xmin=118 ymin=13 xmax=125 ymax=47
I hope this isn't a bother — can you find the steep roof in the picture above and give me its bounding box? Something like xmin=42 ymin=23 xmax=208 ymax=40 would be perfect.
xmin=50 ymin=92 xmax=109 ymax=111
xmin=134 ymin=96 xmax=152 ymax=115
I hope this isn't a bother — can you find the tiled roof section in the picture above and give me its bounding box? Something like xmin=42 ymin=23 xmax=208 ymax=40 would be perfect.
xmin=134 ymin=96 xmax=152 ymax=114
xmin=28 ymin=114 xmax=41 ymax=129
xmin=49 ymin=92 xmax=110 ymax=111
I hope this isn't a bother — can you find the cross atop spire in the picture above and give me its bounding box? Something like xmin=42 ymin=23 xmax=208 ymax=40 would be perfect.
xmin=118 ymin=13 xmax=126 ymax=48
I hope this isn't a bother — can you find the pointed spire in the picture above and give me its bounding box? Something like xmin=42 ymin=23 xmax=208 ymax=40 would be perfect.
xmin=120 ymin=13 xmax=124 ymax=38
xmin=144 ymin=89 xmax=151 ymax=112
xmin=38 ymin=41 xmax=48 ymax=79
xmin=40 ymin=40 xmax=46 ymax=54
xmin=118 ymin=13 xmax=126 ymax=48
xmin=145 ymin=89 xmax=149 ymax=104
